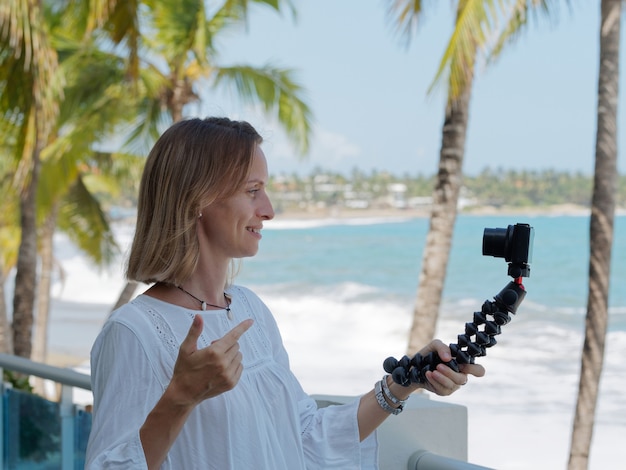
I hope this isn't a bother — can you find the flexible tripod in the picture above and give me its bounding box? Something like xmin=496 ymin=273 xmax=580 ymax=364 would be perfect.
xmin=383 ymin=225 xmax=532 ymax=387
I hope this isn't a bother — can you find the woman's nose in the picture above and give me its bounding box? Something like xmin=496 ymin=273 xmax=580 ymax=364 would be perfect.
xmin=259 ymin=192 xmax=275 ymax=220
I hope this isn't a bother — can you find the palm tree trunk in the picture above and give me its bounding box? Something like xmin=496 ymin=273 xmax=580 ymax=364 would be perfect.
xmin=32 ymin=207 xmax=58 ymax=396
xmin=407 ymin=86 xmax=472 ymax=354
xmin=167 ymin=77 xmax=187 ymax=123
xmin=12 ymin=118 xmax=42 ymax=359
xmin=5 ymin=0 xmax=58 ymax=360
xmin=568 ymin=1 xmax=620 ymax=468
xmin=33 ymin=207 xmax=57 ymax=363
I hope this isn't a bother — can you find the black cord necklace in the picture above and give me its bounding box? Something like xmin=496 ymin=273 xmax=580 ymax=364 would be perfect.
xmin=177 ymin=286 xmax=232 ymax=320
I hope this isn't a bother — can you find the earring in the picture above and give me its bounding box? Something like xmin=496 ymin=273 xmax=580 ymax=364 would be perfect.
xmin=198 ymin=212 xmax=203 ymax=218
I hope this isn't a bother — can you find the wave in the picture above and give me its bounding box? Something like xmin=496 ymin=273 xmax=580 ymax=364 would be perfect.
xmin=252 ymin=282 xmax=626 ymax=319
xmin=47 ymin=235 xmax=626 ymax=333
xmin=265 ymin=215 xmax=416 ymax=230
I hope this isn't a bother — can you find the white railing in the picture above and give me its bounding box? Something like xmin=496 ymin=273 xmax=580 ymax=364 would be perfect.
xmin=409 ymin=450 xmax=494 ymax=469
xmin=0 ymin=354 xmax=493 ymax=470
xmin=313 ymin=394 xmax=495 ymax=470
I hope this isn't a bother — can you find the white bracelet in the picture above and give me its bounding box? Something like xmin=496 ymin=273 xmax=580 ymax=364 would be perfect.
xmin=375 ymin=379 xmax=403 ymax=415
xmin=381 ymin=375 xmax=408 ymax=407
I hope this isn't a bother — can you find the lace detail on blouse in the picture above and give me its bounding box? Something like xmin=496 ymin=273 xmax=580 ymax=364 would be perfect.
xmin=141 ymin=304 xmax=180 ymax=362
xmin=131 ymin=288 xmax=273 ymax=371
xmin=230 ymin=286 xmax=267 ymax=364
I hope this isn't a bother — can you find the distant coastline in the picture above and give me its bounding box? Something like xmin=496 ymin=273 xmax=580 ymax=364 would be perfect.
xmin=109 ymin=203 xmax=625 ymax=226
xmin=271 ymin=203 xmax=610 ymax=221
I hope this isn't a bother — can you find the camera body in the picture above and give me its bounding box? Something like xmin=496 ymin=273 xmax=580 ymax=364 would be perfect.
xmin=483 ymin=223 xmax=534 ymax=278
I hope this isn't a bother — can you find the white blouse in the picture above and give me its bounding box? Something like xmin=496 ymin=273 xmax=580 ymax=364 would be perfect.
xmin=86 ymin=285 xmax=378 ymax=469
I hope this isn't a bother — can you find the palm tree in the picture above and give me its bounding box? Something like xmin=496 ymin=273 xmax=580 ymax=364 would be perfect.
xmin=1 ymin=1 xmax=143 ymax=363
xmin=386 ymin=1 xmax=504 ymax=353
xmin=388 ymin=1 xmax=613 ymax=466
xmin=29 ymin=28 xmax=146 ymax=370
xmin=386 ymin=0 xmax=566 ymax=353
xmin=87 ymin=0 xmax=313 ymax=308
xmin=88 ymin=0 xmax=310 ymax=151
xmin=568 ymin=1 xmax=621 ymax=468
xmin=0 ymin=0 xmax=62 ymax=358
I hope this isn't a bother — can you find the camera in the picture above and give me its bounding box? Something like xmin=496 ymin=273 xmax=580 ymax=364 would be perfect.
xmin=483 ymin=223 xmax=534 ymax=278
xmin=384 ymin=222 xmax=535 ymax=386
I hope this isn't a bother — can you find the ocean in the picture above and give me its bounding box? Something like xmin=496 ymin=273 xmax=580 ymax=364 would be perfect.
xmin=47 ymin=213 xmax=625 ymax=469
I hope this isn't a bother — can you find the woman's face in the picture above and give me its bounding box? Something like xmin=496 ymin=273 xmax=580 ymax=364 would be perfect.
xmin=198 ymin=145 xmax=274 ymax=261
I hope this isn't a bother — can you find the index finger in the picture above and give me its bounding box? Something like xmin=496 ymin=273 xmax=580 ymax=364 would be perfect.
xmin=459 ymin=362 xmax=486 ymax=378
xmin=221 ymin=319 xmax=254 ymax=345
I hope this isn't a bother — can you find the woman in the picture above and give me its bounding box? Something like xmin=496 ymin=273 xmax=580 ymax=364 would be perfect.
xmin=86 ymin=117 xmax=484 ymax=469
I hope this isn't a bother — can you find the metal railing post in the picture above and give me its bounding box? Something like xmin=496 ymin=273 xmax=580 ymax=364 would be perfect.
xmin=60 ymin=384 xmax=75 ymax=470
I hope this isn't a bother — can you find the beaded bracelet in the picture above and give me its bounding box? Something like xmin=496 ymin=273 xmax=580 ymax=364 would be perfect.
xmin=381 ymin=374 xmax=408 ymax=408
xmin=375 ymin=379 xmax=403 ymax=415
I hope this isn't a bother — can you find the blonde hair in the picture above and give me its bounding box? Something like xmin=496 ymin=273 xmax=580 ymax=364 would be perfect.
xmin=126 ymin=117 xmax=262 ymax=285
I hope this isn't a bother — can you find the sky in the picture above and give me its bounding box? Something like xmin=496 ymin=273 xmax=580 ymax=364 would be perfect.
xmin=197 ymin=0 xmax=626 ymax=177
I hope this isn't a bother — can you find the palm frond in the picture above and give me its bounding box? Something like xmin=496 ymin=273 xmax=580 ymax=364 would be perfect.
xmin=489 ymin=0 xmax=570 ymax=64
xmin=214 ymin=64 xmax=312 ymax=154
xmin=0 ymin=0 xmax=62 ymax=138
xmin=208 ymin=0 xmax=295 ymax=33
xmin=429 ymin=0 xmax=502 ymax=101
xmin=86 ymin=151 xmax=145 ymax=193
xmin=91 ymin=0 xmax=142 ymax=79
xmin=84 ymin=0 xmax=117 ymax=32
xmin=57 ymin=176 xmax=118 ymax=267
xmin=37 ymin=140 xmax=81 ymax=220
xmin=43 ymin=0 xmax=89 ymax=41
xmin=58 ymin=45 xmax=129 ymax=126
xmin=121 ymin=96 xmax=170 ymax=156
xmin=0 ymin=224 xmax=20 ymax=277
xmin=146 ymin=0 xmax=205 ymax=67
xmin=385 ymin=0 xmax=426 ymax=45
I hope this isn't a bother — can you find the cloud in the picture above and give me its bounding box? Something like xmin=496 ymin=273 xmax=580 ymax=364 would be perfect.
xmin=313 ymin=127 xmax=361 ymax=161
xmin=260 ymin=121 xmax=363 ymax=175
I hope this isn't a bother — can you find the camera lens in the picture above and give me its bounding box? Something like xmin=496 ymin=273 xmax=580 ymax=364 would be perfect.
xmin=482 ymin=223 xmax=533 ymax=278
xmin=482 ymin=226 xmax=511 ymax=258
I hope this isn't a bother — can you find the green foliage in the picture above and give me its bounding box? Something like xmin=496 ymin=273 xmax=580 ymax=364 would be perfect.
xmin=3 ymin=369 xmax=33 ymax=392
xmin=267 ymin=167 xmax=626 ymax=211
xmin=463 ymin=168 xmax=596 ymax=207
